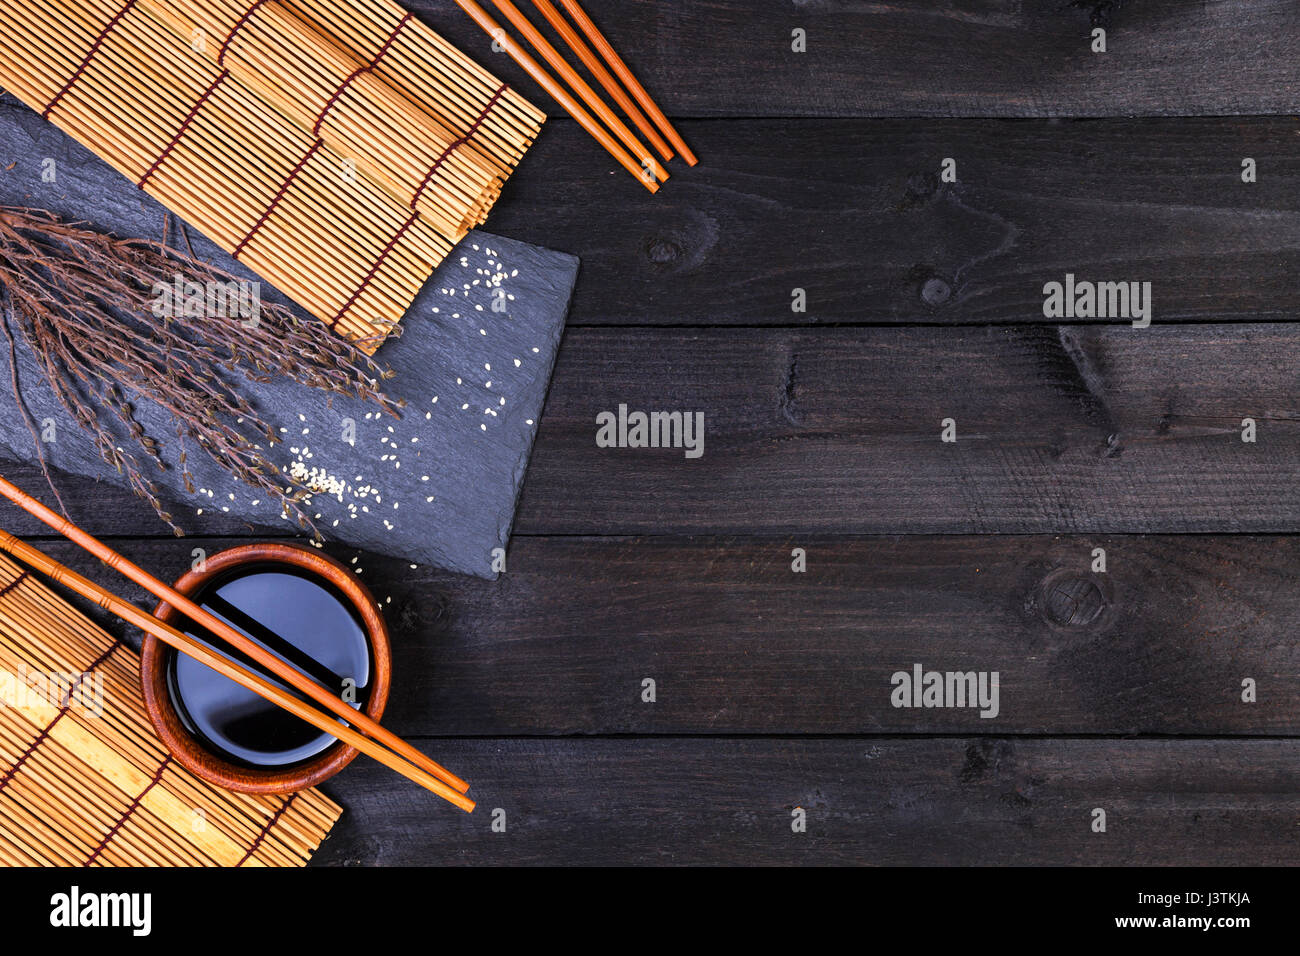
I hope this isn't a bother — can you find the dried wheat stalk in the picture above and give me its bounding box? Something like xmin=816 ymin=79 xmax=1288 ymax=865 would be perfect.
xmin=0 ymin=205 xmax=403 ymax=536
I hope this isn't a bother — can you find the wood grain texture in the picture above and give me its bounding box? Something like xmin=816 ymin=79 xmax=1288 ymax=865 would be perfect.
xmin=28 ymin=534 xmax=1300 ymax=736
xmin=515 ymin=325 xmax=1300 ymax=534
xmin=488 ymin=117 xmax=1300 ymax=326
xmin=406 ymin=0 xmax=1300 ymax=118
xmin=8 ymin=321 xmax=1300 ymax=538
xmin=310 ymin=738 xmax=1300 ymax=865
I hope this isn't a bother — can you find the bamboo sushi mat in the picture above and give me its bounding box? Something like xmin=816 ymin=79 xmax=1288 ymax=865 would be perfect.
xmin=0 ymin=0 xmax=545 ymax=353
xmin=0 ymin=553 xmax=341 ymax=866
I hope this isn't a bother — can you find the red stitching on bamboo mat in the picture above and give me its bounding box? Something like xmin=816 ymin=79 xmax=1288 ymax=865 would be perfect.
xmin=328 ymin=211 xmax=419 ymax=329
xmin=232 ymin=139 xmax=323 ymax=259
xmin=218 ymin=0 xmax=272 ymax=66
xmin=42 ymin=0 xmax=139 ymax=120
xmin=0 ymin=640 xmax=120 ymax=795
xmin=312 ymin=13 xmax=413 ymax=137
xmin=0 ymin=570 xmax=30 ymax=602
xmin=410 ymin=83 xmax=510 ymax=211
xmin=328 ymin=82 xmax=508 ymax=332
xmin=236 ymin=793 xmax=297 ymax=866
xmin=138 ymin=70 xmax=230 ymax=189
xmin=84 ymin=754 xmax=172 ymax=865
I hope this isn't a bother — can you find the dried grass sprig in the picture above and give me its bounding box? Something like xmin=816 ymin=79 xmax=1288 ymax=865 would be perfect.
xmin=0 ymin=205 xmax=405 ymax=536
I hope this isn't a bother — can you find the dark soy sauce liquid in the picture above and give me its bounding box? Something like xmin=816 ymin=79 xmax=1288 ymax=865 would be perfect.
xmin=165 ymin=565 xmax=372 ymax=769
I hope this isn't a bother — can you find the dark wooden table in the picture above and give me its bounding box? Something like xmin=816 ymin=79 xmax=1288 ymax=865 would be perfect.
xmin=19 ymin=0 xmax=1300 ymax=865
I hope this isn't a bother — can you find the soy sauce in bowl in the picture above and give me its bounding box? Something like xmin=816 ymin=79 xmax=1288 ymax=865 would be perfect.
xmin=141 ymin=542 xmax=391 ymax=794
xmin=165 ymin=565 xmax=374 ymax=768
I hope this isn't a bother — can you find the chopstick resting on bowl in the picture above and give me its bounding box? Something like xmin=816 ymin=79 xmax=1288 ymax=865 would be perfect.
xmin=0 ymin=474 xmax=473 ymax=812
xmin=0 ymin=528 xmax=473 ymax=812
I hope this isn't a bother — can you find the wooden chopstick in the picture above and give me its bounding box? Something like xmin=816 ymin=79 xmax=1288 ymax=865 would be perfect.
xmin=450 ymin=0 xmax=660 ymax=191
xmin=0 ymin=473 xmax=470 ymax=797
xmin=527 ymin=0 xmax=674 ymax=163
xmin=484 ymin=0 xmax=667 ymax=184
xmin=0 ymin=528 xmax=474 ymax=813
xmin=554 ymin=0 xmax=697 ymax=166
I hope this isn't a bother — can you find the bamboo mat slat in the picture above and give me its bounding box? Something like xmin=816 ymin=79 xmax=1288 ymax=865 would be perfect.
xmin=0 ymin=553 xmax=341 ymax=866
xmin=0 ymin=0 xmax=543 ymax=352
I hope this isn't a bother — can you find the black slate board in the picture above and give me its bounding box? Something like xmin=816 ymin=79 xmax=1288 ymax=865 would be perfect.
xmin=0 ymin=96 xmax=576 ymax=578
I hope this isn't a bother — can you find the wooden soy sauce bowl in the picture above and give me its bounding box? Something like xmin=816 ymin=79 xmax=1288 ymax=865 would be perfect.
xmin=140 ymin=542 xmax=390 ymax=795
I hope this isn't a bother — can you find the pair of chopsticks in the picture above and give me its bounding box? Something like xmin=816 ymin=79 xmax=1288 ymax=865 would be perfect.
xmin=454 ymin=0 xmax=694 ymax=192
xmin=0 ymin=474 xmax=474 ymax=814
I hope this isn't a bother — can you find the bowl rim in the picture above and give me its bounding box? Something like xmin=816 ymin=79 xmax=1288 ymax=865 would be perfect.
xmin=140 ymin=542 xmax=391 ymax=794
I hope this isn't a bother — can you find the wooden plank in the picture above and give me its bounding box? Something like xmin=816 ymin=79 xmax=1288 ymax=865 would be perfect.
xmin=7 ymin=322 xmax=1300 ymax=538
xmin=514 ymin=325 xmax=1300 ymax=534
xmin=489 ymin=117 xmax=1300 ymax=326
xmin=407 ymin=0 xmax=1300 ymax=118
xmin=35 ymin=534 xmax=1300 ymax=736
xmin=0 ymin=464 xmax=269 ymax=538
xmin=310 ymin=738 xmax=1300 ymax=865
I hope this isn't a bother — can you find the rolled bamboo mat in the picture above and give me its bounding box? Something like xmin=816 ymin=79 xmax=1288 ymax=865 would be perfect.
xmin=155 ymin=0 xmax=543 ymax=236
xmin=0 ymin=553 xmax=341 ymax=866
xmin=0 ymin=0 xmax=543 ymax=352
